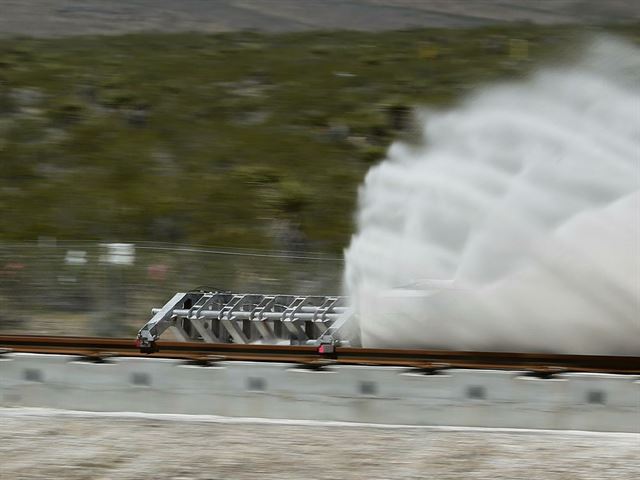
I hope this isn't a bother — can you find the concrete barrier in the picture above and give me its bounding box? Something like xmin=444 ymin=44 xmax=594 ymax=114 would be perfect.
xmin=1 ymin=353 xmax=638 ymax=432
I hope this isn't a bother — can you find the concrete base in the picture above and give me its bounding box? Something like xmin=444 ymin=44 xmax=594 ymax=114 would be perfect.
xmin=1 ymin=353 xmax=638 ymax=432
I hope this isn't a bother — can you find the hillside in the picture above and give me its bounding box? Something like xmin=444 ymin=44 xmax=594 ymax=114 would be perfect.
xmin=1 ymin=24 xmax=639 ymax=253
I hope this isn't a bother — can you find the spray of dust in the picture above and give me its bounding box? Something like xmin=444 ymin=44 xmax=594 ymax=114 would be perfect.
xmin=343 ymin=38 xmax=640 ymax=355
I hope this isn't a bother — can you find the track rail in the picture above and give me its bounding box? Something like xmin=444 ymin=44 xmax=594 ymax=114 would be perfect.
xmin=1 ymin=335 xmax=639 ymax=374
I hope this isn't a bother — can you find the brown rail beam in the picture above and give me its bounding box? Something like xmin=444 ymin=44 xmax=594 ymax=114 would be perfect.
xmin=0 ymin=335 xmax=638 ymax=374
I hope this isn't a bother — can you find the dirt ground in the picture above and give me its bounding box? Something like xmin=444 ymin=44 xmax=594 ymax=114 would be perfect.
xmin=1 ymin=0 xmax=638 ymax=37
xmin=1 ymin=409 xmax=638 ymax=480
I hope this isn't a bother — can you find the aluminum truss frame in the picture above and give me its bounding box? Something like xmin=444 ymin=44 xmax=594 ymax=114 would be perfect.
xmin=136 ymin=291 xmax=350 ymax=351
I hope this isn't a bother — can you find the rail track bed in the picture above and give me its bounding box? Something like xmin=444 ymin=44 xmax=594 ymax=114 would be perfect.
xmin=1 ymin=335 xmax=638 ymax=375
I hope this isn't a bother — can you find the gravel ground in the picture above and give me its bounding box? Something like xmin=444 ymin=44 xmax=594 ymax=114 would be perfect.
xmin=1 ymin=409 xmax=638 ymax=480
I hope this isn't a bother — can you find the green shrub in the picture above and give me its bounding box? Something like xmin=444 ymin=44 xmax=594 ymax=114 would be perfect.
xmin=48 ymin=98 xmax=87 ymax=125
xmin=276 ymin=179 xmax=309 ymax=214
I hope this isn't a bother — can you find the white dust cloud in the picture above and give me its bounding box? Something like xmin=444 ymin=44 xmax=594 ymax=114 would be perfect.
xmin=344 ymin=38 xmax=640 ymax=354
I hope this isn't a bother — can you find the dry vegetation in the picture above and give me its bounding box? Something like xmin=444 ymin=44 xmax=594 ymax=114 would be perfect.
xmin=1 ymin=24 xmax=639 ymax=252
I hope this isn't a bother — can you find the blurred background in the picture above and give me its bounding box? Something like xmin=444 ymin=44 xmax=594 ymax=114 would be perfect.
xmin=0 ymin=0 xmax=639 ymax=337
xmin=1 ymin=4 xmax=640 ymax=480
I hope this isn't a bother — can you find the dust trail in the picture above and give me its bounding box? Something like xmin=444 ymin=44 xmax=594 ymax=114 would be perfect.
xmin=344 ymin=38 xmax=640 ymax=354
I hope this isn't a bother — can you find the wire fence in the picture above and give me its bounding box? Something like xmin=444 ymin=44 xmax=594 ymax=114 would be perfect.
xmin=0 ymin=241 xmax=344 ymax=337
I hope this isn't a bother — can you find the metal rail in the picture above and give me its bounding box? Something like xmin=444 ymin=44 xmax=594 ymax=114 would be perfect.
xmin=1 ymin=335 xmax=639 ymax=375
